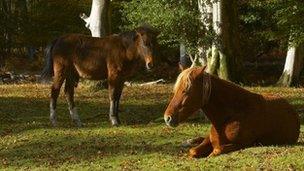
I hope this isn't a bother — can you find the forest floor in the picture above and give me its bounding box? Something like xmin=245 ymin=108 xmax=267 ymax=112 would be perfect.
xmin=1 ymin=84 xmax=304 ymax=170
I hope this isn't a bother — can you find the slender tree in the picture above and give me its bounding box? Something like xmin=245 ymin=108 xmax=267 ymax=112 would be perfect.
xmin=277 ymin=43 xmax=304 ymax=87
xmin=194 ymin=0 xmax=212 ymax=67
xmin=80 ymin=0 xmax=111 ymax=37
xmin=274 ymin=1 xmax=304 ymax=87
xmin=2 ymin=0 xmax=12 ymax=54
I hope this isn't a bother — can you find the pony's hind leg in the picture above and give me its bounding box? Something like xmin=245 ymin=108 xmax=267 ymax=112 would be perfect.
xmin=64 ymin=76 xmax=82 ymax=127
xmin=50 ymin=71 xmax=65 ymax=127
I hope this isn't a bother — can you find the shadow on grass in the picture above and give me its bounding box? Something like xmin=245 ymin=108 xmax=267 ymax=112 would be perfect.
xmin=1 ymin=127 xmax=303 ymax=168
xmin=0 ymin=129 xmax=187 ymax=167
xmin=1 ymin=94 xmax=303 ymax=136
xmin=290 ymin=103 xmax=304 ymax=124
xmin=0 ymin=96 xmax=181 ymax=136
xmin=295 ymin=142 xmax=304 ymax=146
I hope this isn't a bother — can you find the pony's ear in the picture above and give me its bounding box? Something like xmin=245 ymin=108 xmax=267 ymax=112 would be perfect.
xmin=196 ymin=65 xmax=207 ymax=76
xmin=134 ymin=31 xmax=144 ymax=46
xmin=134 ymin=32 xmax=138 ymax=41
xmin=202 ymin=65 xmax=207 ymax=72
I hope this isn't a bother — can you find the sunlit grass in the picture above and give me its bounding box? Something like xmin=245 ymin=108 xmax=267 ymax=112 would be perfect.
xmin=0 ymin=84 xmax=304 ymax=170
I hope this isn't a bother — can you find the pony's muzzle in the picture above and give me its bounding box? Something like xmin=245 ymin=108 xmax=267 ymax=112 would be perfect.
xmin=146 ymin=62 xmax=154 ymax=70
xmin=164 ymin=115 xmax=172 ymax=123
xmin=164 ymin=115 xmax=178 ymax=127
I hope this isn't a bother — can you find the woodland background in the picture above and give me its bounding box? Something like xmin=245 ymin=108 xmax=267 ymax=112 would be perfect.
xmin=0 ymin=0 xmax=303 ymax=86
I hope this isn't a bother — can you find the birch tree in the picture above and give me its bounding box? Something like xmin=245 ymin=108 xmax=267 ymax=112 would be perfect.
xmin=194 ymin=0 xmax=242 ymax=82
xmin=206 ymin=0 xmax=242 ymax=81
xmin=194 ymin=0 xmax=212 ymax=67
xmin=277 ymin=43 xmax=304 ymax=87
xmin=80 ymin=0 xmax=110 ymax=37
xmin=275 ymin=2 xmax=304 ymax=87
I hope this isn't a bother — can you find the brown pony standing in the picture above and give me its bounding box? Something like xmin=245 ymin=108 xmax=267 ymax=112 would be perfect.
xmin=41 ymin=26 xmax=158 ymax=127
xmin=164 ymin=67 xmax=300 ymax=158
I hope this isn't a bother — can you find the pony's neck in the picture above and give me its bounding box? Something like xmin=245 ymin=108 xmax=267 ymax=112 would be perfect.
xmin=202 ymin=75 xmax=256 ymax=127
xmin=125 ymin=45 xmax=141 ymax=62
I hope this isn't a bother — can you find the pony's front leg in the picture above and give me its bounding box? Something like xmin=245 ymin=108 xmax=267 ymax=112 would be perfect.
xmin=208 ymin=144 xmax=241 ymax=157
xmin=189 ymin=136 xmax=213 ymax=158
xmin=108 ymin=80 xmax=124 ymax=126
xmin=50 ymin=72 xmax=65 ymax=127
xmin=109 ymin=100 xmax=120 ymax=126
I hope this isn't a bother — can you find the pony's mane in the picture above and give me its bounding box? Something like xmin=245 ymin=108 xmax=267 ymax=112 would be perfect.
xmin=119 ymin=25 xmax=156 ymax=39
xmin=136 ymin=25 xmax=158 ymax=35
xmin=173 ymin=67 xmax=211 ymax=107
xmin=173 ymin=67 xmax=198 ymax=93
xmin=119 ymin=30 xmax=137 ymax=41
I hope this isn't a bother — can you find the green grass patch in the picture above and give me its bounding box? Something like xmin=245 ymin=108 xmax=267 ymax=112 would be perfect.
xmin=0 ymin=84 xmax=304 ymax=170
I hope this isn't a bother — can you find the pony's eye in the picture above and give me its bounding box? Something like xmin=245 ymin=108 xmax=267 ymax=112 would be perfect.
xmin=181 ymin=96 xmax=188 ymax=105
xmin=182 ymin=90 xmax=189 ymax=94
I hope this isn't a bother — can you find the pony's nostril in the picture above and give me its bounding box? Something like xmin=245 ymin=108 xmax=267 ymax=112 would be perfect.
xmin=165 ymin=116 xmax=172 ymax=123
xmin=147 ymin=62 xmax=153 ymax=69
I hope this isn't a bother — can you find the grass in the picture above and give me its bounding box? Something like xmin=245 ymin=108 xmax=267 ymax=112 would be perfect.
xmin=0 ymin=83 xmax=304 ymax=170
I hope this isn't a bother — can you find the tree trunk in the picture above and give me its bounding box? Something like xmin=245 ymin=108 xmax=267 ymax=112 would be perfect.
xmin=197 ymin=0 xmax=212 ymax=67
xmin=277 ymin=43 xmax=304 ymax=87
xmin=3 ymin=0 xmax=12 ymax=55
xmin=80 ymin=0 xmax=110 ymax=37
xmin=206 ymin=0 xmax=242 ymax=82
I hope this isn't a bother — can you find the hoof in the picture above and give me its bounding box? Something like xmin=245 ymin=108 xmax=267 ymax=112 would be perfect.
xmin=50 ymin=110 xmax=57 ymax=127
xmin=110 ymin=118 xmax=121 ymax=126
xmin=51 ymin=122 xmax=57 ymax=127
xmin=73 ymin=119 xmax=83 ymax=128
xmin=50 ymin=117 xmax=57 ymax=127
xmin=111 ymin=120 xmax=120 ymax=126
xmin=189 ymin=148 xmax=201 ymax=158
xmin=50 ymin=120 xmax=57 ymax=127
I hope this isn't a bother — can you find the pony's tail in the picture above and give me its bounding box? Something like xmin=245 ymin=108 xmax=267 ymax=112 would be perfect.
xmin=41 ymin=39 xmax=57 ymax=82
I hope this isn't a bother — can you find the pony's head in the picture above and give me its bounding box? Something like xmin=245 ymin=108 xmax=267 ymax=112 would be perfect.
xmin=121 ymin=26 xmax=159 ymax=71
xmin=164 ymin=66 xmax=210 ymax=127
xmin=135 ymin=26 xmax=159 ymax=70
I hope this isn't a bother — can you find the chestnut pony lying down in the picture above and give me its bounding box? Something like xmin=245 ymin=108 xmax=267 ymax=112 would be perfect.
xmin=164 ymin=67 xmax=300 ymax=158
